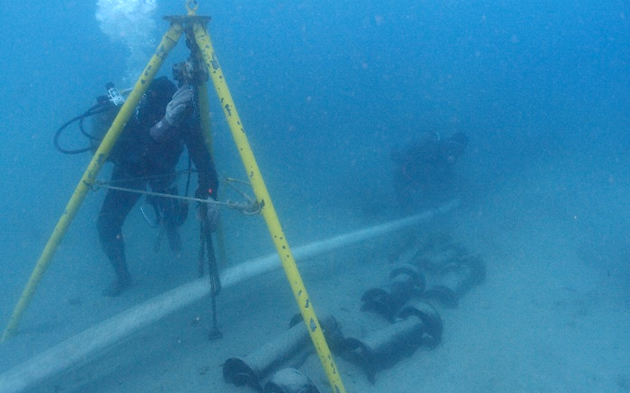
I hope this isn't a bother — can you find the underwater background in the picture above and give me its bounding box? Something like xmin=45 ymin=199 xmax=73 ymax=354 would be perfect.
xmin=0 ymin=0 xmax=629 ymax=391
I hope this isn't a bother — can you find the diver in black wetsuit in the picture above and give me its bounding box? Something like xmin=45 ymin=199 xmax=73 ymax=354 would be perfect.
xmin=391 ymin=131 xmax=468 ymax=211
xmin=97 ymin=76 xmax=219 ymax=296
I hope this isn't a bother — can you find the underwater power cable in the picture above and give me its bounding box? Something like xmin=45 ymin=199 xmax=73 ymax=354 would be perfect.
xmin=0 ymin=201 xmax=457 ymax=393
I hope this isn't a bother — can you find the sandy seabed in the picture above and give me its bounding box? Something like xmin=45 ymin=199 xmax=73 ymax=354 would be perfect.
xmin=2 ymin=169 xmax=630 ymax=393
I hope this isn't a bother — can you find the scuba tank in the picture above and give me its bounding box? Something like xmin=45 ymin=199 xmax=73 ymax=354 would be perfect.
xmin=88 ymin=84 xmax=124 ymax=154
xmin=54 ymin=82 xmax=126 ymax=155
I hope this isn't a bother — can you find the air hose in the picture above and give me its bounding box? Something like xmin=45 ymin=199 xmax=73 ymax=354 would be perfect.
xmin=53 ymin=98 xmax=115 ymax=154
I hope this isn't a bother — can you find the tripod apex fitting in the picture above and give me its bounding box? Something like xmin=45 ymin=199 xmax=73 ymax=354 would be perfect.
xmin=164 ymin=15 xmax=212 ymax=27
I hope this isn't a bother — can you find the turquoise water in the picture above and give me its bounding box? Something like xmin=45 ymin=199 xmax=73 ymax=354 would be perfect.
xmin=0 ymin=0 xmax=629 ymax=391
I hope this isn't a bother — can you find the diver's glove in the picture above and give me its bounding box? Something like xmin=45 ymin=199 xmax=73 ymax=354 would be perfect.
xmin=165 ymin=84 xmax=194 ymax=126
xmin=151 ymin=84 xmax=193 ymax=142
xmin=197 ymin=197 xmax=220 ymax=233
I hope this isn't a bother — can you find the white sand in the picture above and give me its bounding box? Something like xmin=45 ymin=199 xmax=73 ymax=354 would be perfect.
xmin=2 ymin=160 xmax=629 ymax=393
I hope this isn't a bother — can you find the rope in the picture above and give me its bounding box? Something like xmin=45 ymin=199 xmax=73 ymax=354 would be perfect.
xmin=103 ymin=169 xmax=198 ymax=186
xmin=93 ymin=181 xmax=262 ymax=215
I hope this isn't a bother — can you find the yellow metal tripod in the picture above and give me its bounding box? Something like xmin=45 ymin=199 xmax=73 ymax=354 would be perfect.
xmin=2 ymin=2 xmax=346 ymax=392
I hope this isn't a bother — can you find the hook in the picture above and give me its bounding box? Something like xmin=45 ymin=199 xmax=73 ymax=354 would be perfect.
xmin=186 ymin=0 xmax=198 ymax=15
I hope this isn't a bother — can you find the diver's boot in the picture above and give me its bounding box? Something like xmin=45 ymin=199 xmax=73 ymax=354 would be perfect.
xmin=103 ymin=259 xmax=132 ymax=297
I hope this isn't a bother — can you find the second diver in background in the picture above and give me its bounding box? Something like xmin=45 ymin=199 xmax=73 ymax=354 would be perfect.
xmin=391 ymin=131 xmax=469 ymax=212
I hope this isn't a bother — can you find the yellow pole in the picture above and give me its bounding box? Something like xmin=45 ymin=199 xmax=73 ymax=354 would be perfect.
xmin=193 ymin=23 xmax=347 ymax=393
xmin=1 ymin=24 xmax=183 ymax=343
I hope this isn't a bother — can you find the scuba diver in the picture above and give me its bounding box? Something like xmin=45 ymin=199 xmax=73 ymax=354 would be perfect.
xmin=52 ymin=34 xmax=229 ymax=298
xmin=76 ymin=75 xmax=220 ymax=297
xmin=391 ymin=131 xmax=468 ymax=211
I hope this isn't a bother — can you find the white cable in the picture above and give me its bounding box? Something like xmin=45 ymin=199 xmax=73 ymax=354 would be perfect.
xmin=0 ymin=200 xmax=457 ymax=393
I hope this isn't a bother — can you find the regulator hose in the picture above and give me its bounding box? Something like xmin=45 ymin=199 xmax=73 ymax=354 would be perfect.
xmin=53 ymin=99 xmax=114 ymax=154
